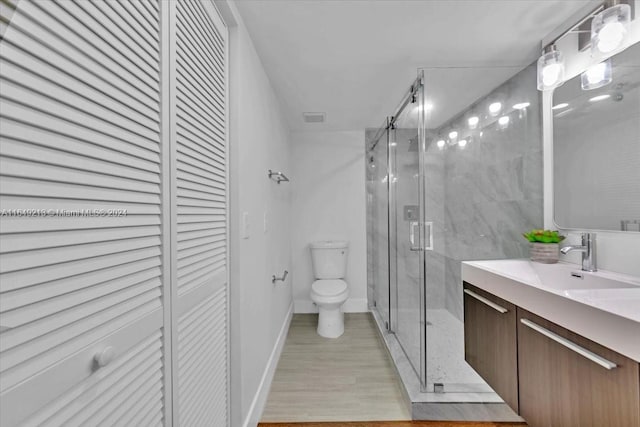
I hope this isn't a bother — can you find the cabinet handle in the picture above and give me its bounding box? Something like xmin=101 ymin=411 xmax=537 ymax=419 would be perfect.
xmin=463 ymin=289 xmax=508 ymax=313
xmin=520 ymin=318 xmax=617 ymax=370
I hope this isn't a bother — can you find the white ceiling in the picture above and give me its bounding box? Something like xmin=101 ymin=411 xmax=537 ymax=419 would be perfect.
xmin=235 ymin=0 xmax=594 ymax=132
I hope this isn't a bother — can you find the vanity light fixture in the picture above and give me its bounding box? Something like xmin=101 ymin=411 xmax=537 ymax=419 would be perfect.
xmin=581 ymin=59 xmax=613 ymax=90
xmin=591 ymin=2 xmax=631 ymax=54
xmin=467 ymin=116 xmax=480 ymax=129
xmin=513 ymin=102 xmax=530 ymax=110
xmin=552 ymin=103 xmax=569 ymax=110
xmin=436 ymin=139 xmax=446 ymax=149
xmin=458 ymin=139 xmax=468 ymax=148
xmin=589 ymin=94 xmax=611 ymax=102
xmin=537 ymin=44 xmax=565 ymax=91
xmin=448 ymin=130 xmax=458 ymax=139
xmin=488 ymin=102 xmax=502 ymax=116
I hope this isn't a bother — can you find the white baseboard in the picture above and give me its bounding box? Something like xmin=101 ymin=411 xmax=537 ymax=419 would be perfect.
xmin=294 ymin=298 xmax=368 ymax=314
xmin=243 ymin=302 xmax=293 ymax=427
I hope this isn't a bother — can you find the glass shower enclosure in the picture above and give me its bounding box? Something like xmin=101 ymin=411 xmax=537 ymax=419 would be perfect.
xmin=366 ymin=64 xmax=542 ymax=398
xmin=367 ymin=75 xmax=430 ymax=387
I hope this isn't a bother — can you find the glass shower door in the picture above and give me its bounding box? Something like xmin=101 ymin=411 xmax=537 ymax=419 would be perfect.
xmin=388 ymin=77 xmax=427 ymax=387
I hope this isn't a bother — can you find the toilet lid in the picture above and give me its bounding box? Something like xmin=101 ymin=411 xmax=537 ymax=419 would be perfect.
xmin=312 ymin=280 xmax=347 ymax=296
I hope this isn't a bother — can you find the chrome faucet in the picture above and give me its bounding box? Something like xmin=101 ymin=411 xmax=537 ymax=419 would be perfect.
xmin=560 ymin=232 xmax=597 ymax=272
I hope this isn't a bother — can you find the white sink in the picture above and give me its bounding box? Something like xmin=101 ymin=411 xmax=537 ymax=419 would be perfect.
xmin=564 ymin=288 xmax=640 ymax=322
xmin=462 ymin=259 xmax=640 ymax=363
xmin=467 ymin=259 xmax=640 ymax=293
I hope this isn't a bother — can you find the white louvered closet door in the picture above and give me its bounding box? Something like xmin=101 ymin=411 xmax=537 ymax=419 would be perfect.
xmin=0 ymin=0 xmax=167 ymax=426
xmin=172 ymin=0 xmax=229 ymax=426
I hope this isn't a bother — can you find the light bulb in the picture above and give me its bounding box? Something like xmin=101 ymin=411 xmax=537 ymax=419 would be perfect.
xmin=458 ymin=139 xmax=468 ymax=148
xmin=489 ymin=102 xmax=502 ymax=115
xmin=591 ymin=4 xmax=631 ymax=54
xmin=587 ymin=63 xmax=607 ymax=84
xmin=581 ymin=60 xmax=612 ymax=90
xmin=598 ymin=22 xmax=625 ymax=52
xmin=542 ymin=63 xmax=563 ymax=86
xmin=449 ymin=131 xmax=458 ymax=139
xmin=537 ymin=47 xmax=564 ymax=91
xmin=498 ymin=116 xmax=510 ymax=128
xmin=437 ymin=139 xmax=445 ymax=149
xmin=513 ymin=102 xmax=530 ymax=110
xmin=468 ymin=116 xmax=479 ymax=129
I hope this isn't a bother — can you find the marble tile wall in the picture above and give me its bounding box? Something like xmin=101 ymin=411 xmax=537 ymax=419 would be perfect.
xmin=439 ymin=65 xmax=543 ymax=320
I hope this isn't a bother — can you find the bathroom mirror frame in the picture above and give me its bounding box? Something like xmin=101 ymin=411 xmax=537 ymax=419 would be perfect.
xmin=550 ymin=41 xmax=640 ymax=233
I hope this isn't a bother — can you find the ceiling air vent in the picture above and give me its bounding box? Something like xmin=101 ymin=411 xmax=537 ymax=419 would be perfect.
xmin=302 ymin=112 xmax=326 ymax=123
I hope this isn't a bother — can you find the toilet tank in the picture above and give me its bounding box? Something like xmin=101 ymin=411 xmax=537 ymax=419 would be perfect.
xmin=310 ymin=241 xmax=349 ymax=279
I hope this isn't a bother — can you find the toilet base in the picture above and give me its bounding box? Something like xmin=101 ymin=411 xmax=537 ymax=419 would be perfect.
xmin=317 ymin=306 xmax=344 ymax=338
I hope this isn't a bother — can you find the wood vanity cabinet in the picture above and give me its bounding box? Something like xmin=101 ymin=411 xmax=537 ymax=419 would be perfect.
xmin=517 ymin=308 xmax=640 ymax=427
xmin=464 ymin=282 xmax=640 ymax=427
xmin=463 ymin=282 xmax=519 ymax=412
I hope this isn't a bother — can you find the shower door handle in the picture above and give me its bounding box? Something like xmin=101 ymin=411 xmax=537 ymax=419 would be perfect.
xmin=410 ymin=221 xmax=433 ymax=251
xmin=409 ymin=221 xmax=421 ymax=251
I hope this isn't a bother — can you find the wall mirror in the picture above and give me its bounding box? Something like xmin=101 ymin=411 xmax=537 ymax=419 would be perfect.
xmin=553 ymin=41 xmax=640 ymax=232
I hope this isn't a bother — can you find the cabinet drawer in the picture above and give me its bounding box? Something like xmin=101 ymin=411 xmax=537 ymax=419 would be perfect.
xmin=463 ymin=282 xmax=519 ymax=412
xmin=518 ymin=308 xmax=640 ymax=427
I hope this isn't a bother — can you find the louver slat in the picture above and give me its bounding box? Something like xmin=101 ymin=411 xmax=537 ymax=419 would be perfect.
xmin=0 ymin=1 xmax=164 ymax=425
xmin=173 ymin=1 xmax=228 ymax=425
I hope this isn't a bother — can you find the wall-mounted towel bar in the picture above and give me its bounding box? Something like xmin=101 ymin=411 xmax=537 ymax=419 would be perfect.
xmin=268 ymin=170 xmax=289 ymax=184
xmin=272 ymin=270 xmax=288 ymax=284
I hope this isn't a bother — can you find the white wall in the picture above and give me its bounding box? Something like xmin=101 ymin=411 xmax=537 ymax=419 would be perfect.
xmin=291 ymin=131 xmax=368 ymax=313
xmin=543 ymin=1 xmax=640 ymax=276
xmin=217 ymin=2 xmax=294 ymax=426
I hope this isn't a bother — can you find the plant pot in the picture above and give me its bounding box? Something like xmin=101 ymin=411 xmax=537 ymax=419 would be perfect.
xmin=530 ymin=242 xmax=559 ymax=264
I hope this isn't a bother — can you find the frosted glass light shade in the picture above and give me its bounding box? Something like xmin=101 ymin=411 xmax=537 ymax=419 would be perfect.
xmin=581 ymin=59 xmax=612 ymax=90
xmin=591 ymin=4 xmax=631 ymax=54
xmin=537 ymin=48 xmax=565 ymax=91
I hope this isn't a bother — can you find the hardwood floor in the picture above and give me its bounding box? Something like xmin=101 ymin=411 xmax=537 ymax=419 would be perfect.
xmin=259 ymin=422 xmax=527 ymax=426
xmin=261 ymin=313 xmax=410 ymax=422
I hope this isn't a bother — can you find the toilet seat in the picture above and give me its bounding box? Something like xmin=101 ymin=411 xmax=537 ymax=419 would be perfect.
xmin=310 ymin=279 xmax=349 ymax=305
xmin=311 ymin=279 xmax=347 ymax=296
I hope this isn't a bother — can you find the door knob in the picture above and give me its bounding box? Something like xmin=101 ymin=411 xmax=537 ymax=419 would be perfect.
xmin=94 ymin=346 xmax=115 ymax=368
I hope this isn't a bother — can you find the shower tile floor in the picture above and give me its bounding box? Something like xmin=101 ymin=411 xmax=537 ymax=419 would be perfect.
xmin=261 ymin=313 xmax=411 ymax=422
xmin=426 ymin=309 xmax=487 ymax=388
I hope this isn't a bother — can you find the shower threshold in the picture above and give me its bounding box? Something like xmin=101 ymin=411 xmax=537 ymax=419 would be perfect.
xmin=370 ymin=309 xmax=523 ymax=421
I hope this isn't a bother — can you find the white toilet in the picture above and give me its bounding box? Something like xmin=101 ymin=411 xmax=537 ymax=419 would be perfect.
xmin=310 ymin=240 xmax=349 ymax=338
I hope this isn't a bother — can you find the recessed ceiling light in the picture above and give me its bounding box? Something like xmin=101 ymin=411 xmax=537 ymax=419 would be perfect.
xmin=589 ymin=94 xmax=611 ymax=102
xmin=552 ymin=103 xmax=569 ymax=110
xmin=489 ymin=102 xmax=502 ymax=115
xmin=468 ymin=116 xmax=479 ymax=129
xmin=513 ymin=102 xmax=530 ymax=110
xmin=448 ymin=131 xmax=458 ymax=139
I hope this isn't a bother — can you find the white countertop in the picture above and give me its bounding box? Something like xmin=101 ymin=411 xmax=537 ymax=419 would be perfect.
xmin=462 ymin=259 xmax=640 ymax=363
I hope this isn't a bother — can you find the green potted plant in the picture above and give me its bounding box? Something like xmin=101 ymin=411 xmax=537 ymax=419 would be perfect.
xmin=523 ymin=229 xmax=565 ymax=264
